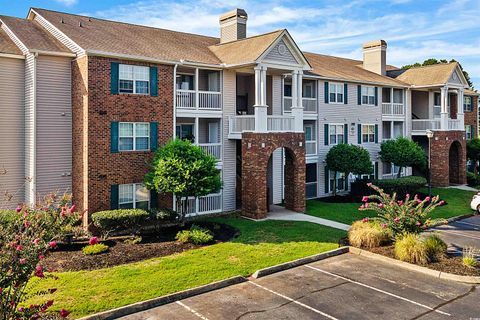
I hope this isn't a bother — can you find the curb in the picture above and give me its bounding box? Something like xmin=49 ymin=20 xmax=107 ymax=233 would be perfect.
xmin=78 ymin=276 xmax=247 ymax=320
xmin=349 ymin=246 xmax=480 ymax=284
xmin=251 ymin=246 xmax=350 ymax=279
xmin=429 ymin=212 xmax=477 ymax=228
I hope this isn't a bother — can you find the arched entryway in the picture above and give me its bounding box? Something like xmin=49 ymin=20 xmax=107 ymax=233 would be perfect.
xmin=241 ymin=132 xmax=305 ymax=219
xmin=449 ymin=141 xmax=463 ymax=185
xmin=430 ymin=131 xmax=467 ymax=187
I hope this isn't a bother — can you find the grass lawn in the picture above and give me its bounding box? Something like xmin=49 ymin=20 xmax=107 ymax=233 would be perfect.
xmin=25 ymin=216 xmax=346 ymax=318
xmin=307 ymin=187 xmax=475 ymax=225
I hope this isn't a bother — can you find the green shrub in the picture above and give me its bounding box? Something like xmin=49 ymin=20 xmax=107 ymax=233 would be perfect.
xmin=467 ymin=172 xmax=480 ymax=187
xmin=348 ymin=220 xmax=392 ymax=248
xmin=151 ymin=208 xmax=178 ymax=221
xmin=175 ymin=230 xmax=191 ymax=243
xmin=423 ymin=234 xmax=447 ymax=262
xmin=374 ymin=176 xmax=427 ymax=199
xmin=394 ymin=233 xmax=428 ymax=265
xmin=0 ymin=209 xmax=18 ymax=226
xmin=462 ymin=247 xmax=478 ymax=268
xmin=124 ymin=236 xmax=142 ymax=245
xmin=82 ymin=243 xmax=109 ymax=255
xmin=91 ymin=209 xmax=149 ymax=237
xmin=175 ymin=225 xmax=214 ymax=245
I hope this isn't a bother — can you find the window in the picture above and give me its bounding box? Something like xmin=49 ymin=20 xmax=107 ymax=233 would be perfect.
xmin=393 ymin=89 xmax=403 ymax=104
xmin=176 ymin=74 xmax=195 ymax=90
xmin=329 ymin=171 xmax=346 ymax=192
xmin=119 ymin=183 xmax=150 ymax=209
xmin=466 ymin=125 xmax=473 ymax=140
xmin=303 ymin=80 xmax=316 ymax=98
xmin=382 ymin=161 xmax=392 ymax=175
xmin=119 ymin=64 xmax=149 ymax=94
xmin=329 ymin=83 xmax=344 ymax=103
xmin=362 ymin=124 xmax=375 ymax=143
xmin=362 ymin=86 xmax=375 ymax=105
xmin=360 ymin=162 xmax=376 ymax=180
xmin=305 ymin=125 xmax=314 ymax=141
xmin=284 ymin=82 xmax=292 ymax=97
xmin=464 ymin=96 xmax=472 ymax=112
xmin=434 ymin=92 xmax=441 ymax=106
xmin=119 ymin=122 xmax=150 ymax=151
xmin=329 ymin=124 xmax=344 ymax=145
xmin=306 ymin=163 xmax=317 ymax=199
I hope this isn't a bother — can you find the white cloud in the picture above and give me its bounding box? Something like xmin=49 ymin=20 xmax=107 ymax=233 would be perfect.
xmin=54 ymin=0 xmax=78 ymax=6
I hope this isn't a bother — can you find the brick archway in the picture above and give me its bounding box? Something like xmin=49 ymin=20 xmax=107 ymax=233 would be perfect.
xmin=430 ymin=131 xmax=466 ymax=187
xmin=241 ymin=132 xmax=305 ymax=219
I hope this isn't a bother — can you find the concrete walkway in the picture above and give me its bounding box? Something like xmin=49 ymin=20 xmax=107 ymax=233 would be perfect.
xmin=447 ymin=184 xmax=478 ymax=191
xmin=259 ymin=205 xmax=350 ymax=231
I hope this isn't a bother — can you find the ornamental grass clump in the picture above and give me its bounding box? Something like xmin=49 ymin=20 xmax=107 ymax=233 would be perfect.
xmin=348 ymin=219 xmax=392 ymax=248
xmin=462 ymin=247 xmax=478 ymax=268
xmin=423 ymin=234 xmax=447 ymax=262
xmin=394 ymin=233 xmax=429 ymax=265
xmin=359 ymin=183 xmax=445 ymax=237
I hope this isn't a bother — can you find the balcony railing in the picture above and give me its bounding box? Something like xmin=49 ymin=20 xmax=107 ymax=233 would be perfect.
xmin=283 ymin=97 xmax=317 ymax=113
xmin=229 ymin=115 xmax=295 ymax=136
xmin=176 ymin=90 xmax=222 ymax=110
xmin=198 ymin=143 xmax=222 ymax=160
xmin=306 ymin=140 xmax=317 ymax=155
xmin=411 ymin=119 xmax=441 ymax=131
xmin=177 ymin=192 xmax=222 ymax=216
xmin=267 ymin=116 xmax=295 ymax=132
xmin=382 ymin=103 xmax=404 ymax=116
xmin=448 ymin=119 xmax=461 ymax=130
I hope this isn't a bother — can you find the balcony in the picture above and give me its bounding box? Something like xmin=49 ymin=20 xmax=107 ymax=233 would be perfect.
xmin=283 ymin=97 xmax=317 ymax=113
xmin=176 ymin=90 xmax=222 ymax=110
xmin=198 ymin=143 xmax=222 ymax=160
xmin=176 ymin=67 xmax=222 ymax=111
xmin=228 ymin=115 xmax=295 ymax=139
xmin=382 ymin=103 xmax=404 ymax=116
xmin=412 ymin=119 xmax=441 ymax=133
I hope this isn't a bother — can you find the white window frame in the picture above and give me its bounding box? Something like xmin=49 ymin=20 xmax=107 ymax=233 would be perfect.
xmin=360 ymin=161 xmax=376 ymax=180
xmin=464 ymin=96 xmax=472 ymax=112
xmin=329 ymin=82 xmax=344 ymax=104
xmin=361 ymin=86 xmax=375 ymax=106
xmin=304 ymin=124 xmax=315 ymax=142
xmin=466 ymin=125 xmax=473 ymax=140
xmin=303 ymin=80 xmax=316 ymax=99
xmin=362 ymin=124 xmax=376 ymax=143
xmin=119 ymin=122 xmax=150 ymax=152
xmin=119 ymin=64 xmax=150 ymax=95
xmin=118 ymin=183 xmax=150 ymax=209
xmin=329 ymin=170 xmax=346 ymax=193
xmin=329 ymin=123 xmax=345 ymax=145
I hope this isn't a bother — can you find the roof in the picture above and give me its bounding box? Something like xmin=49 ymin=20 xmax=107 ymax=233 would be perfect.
xmin=31 ymin=8 xmax=221 ymax=64
xmin=0 ymin=15 xmax=71 ymax=53
xmin=0 ymin=28 xmax=22 ymax=55
xmin=465 ymin=88 xmax=479 ymax=96
xmin=209 ymin=30 xmax=283 ymax=65
xmin=303 ymin=52 xmax=407 ymax=86
xmin=387 ymin=62 xmax=459 ymax=86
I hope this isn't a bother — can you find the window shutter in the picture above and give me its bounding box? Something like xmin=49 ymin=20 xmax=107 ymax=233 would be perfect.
xmin=324 ymin=124 xmax=329 ymax=146
xmin=324 ymin=82 xmax=329 ymax=104
xmin=324 ymin=168 xmax=330 ymax=194
xmin=150 ymin=66 xmax=158 ymax=97
xmin=374 ymin=87 xmax=378 ymax=106
xmin=344 ymin=124 xmax=348 ymax=144
xmin=110 ymin=185 xmax=119 ymax=210
xmin=344 ymin=83 xmax=348 ymax=104
xmin=111 ymin=122 xmax=119 ymax=153
xmin=357 ymin=124 xmax=362 ymax=144
xmin=357 ymin=85 xmax=362 ymax=105
xmin=374 ymin=162 xmax=379 ymax=180
xmin=374 ymin=124 xmax=379 ymax=143
xmin=111 ymin=62 xmax=119 ymax=95
xmin=150 ymin=122 xmax=158 ymax=151
xmin=150 ymin=190 xmax=159 ymax=209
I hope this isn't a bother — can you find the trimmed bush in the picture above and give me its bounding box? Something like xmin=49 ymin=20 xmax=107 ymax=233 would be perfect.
xmin=348 ymin=220 xmax=392 ymax=248
xmin=175 ymin=230 xmax=191 ymax=243
xmin=82 ymin=243 xmax=109 ymax=255
xmin=91 ymin=209 xmax=150 ymax=237
xmin=175 ymin=225 xmax=214 ymax=245
xmin=0 ymin=209 xmax=17 ymax=226
xmin=423 ymin=234 xmax=447 ymax=262
xmin=394 ymin=233 xmax=428 ymax=265
xmin=375 ymin=176 xmax=427 ymax=199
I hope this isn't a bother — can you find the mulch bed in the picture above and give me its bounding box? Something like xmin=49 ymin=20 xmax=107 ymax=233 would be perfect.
xmin=369 ymin=245 xmax=480 ymax=277
xmin=44 ymin=222 xmax=239 ymax=272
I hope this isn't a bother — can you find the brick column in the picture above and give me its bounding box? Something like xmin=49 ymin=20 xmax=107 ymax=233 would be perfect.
xmin=430 ymin=131 xmax=466 ymax=187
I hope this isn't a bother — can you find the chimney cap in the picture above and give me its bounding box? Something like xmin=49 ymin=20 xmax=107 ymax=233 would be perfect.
xmin=219 ymin=8 xmax=248 ymax=22
xmin=363 ymin=40 xmax=387 ymax=49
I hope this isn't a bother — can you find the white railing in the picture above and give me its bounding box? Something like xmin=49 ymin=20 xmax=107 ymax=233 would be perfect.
xmin=229 ymin=115 xmax=255 ymax=134
xmin=382 ymin=103 xmax=404 ymax=115
xmin=411 ymin=119 xmax=441 ymax=131
xmin=199 ymin=91 xmax=222 ymax=110
xmin=267 ymin=116 xmax=295 ymax=132
xmin=198 ymin=143 xmax=222 ymax=160
xmin=448 ymin=119 xmax=461 ymax=130
xmin=283 ymin=97 xmax=317 ymax=113
xmin=176 ymin=90 xmax=195 ymax=109
xmin=306 ymin=141 xmax=317 ymax=155
xmin=229 ymin=115 xmax=295 ymax=135
xmin=178 ymin=192 xmax=223 ymax=216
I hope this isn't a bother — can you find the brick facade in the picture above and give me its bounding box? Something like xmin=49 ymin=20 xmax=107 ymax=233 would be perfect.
xmin=464 ymin=94 xmax=478 ymax=137
xmin=71 ymin=56 xmax=174 ymax=220
xmin=241 ymin=132 xmax=305 ymax=219
xmin=430 ymin=130 xmax=466 ymax=187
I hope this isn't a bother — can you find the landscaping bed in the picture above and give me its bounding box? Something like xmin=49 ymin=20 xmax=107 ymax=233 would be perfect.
xmin=44 ymin=222 xmax=238 ymax=272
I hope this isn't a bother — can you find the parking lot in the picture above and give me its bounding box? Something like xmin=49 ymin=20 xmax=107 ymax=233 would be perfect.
xmin=121 ymin=253 xmax=480 ymax=320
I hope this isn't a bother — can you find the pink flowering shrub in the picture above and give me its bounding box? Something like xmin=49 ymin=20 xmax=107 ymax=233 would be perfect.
xmin=359 ymin=183 xmax=445 ymax=237
xmin=0 ymin=193 xmax=83 ymax=319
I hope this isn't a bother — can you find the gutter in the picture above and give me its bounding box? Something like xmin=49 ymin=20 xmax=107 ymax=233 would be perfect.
xmin=0 ymin=53 xmax=25 ymax=59
xmin=29 ymin=49 xmax=76 ymax=58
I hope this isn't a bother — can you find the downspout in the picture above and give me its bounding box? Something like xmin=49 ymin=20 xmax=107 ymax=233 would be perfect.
xmin=32 ymin=52 xmax=38 ymax=206
xmin=172 ymin=63 xmax=178 ymax=211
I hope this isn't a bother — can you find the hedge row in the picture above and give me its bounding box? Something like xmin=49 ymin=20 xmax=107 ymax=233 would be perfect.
xmin=351 ymin=176 xmax=427 ymax=199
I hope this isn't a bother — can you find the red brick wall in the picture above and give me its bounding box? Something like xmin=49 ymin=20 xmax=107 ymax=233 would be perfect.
xmin=430 ymin=131 xmax=466 ymax=187
xmin=72 ymin=56 xmax=174 ymax=218
xmin=464 ymin=95 xmax=478 ymax=137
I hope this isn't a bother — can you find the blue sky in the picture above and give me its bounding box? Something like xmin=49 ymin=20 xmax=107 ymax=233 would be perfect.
xmin=4 ymin=0 xmax=480 ymax=87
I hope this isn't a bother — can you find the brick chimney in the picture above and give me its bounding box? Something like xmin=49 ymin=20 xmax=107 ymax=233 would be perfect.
xmin=362 ymin=40 xmax=387 ymax=75
xmin=219 ymin=9 xmax=248 ymax=44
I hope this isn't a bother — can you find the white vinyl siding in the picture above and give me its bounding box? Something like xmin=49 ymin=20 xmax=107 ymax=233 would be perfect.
xmin=222 ymin=70 xmax=235 ymax=211
xmin=24 ymin=53 xmax=36 ymax=204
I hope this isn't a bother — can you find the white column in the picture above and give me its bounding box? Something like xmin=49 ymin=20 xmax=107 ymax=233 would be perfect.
xmin=194 ymin=117 xmax=199 ymax=145
xmin=405 ymin=88 xmax=412 ymax=137
xmin=195 ymin=68 xmax=199 ymax=110
xmin=457 ymin=88 xmax=465 ymax=129
xmin=254 ymin=65 xmax=268 ymax=132
xmin=291 ymin=70 xmax=298 ymax=107
xmin=291 ymin=70 xmax=304 ymax=132
xmin=440 ymin=86 xmax=448 ymax=130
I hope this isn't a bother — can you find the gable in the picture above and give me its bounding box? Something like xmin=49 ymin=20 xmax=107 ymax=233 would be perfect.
xmin=258 ymin=31 xmax=310 ymax=69
xmin=448 ymin=68 xmax=464 ymax=85
xmin=264 ymin=38 xmax=298 ymax=64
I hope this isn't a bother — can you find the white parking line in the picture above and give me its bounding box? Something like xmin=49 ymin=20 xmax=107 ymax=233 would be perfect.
xmin=435 ymin=229 xmax=480 ymax=240
xmin=248 ymin=281 xmax=339 ymax=320
xmin=305 ymin=265 xmax=451 ymax=316
xmin=176 ymin=301 xmax=210 ymax=320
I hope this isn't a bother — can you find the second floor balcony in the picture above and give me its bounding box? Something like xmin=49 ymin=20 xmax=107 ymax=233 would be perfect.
xmin=381 ymin=102 xmax=404 ymax=116
xmin=176 ymin=67 xmax=222 ymax=111
xmin=228 ymin=115 xmax=295 ymax=139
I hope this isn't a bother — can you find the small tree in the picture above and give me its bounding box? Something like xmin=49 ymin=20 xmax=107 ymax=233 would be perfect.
xmin=379 ymin=137 xmax=426 ymax=178
xmin=467 ymin=138 xmax=480 ymax=174
xmin=325 ymin=144 xmax=373 ymax=196
xmin=145 ymin=139 xmax=222 ymax=223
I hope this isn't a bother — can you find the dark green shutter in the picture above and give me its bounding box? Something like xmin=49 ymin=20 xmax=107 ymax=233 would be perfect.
xmin=374 ymin=87 xmax=378 ymax=106
xmin=374 ymin=162 xmax=379 ymax=180
xmin=324 ymin=82 xmax=329 ymax=104
xmin=357 ymin=124 xmax=362 ymax=144
xmin=344 ymin=83 xmax=348 ymax=104
xmin=374 ymin=124 xmax=379 ymax=143
xmin=150 ymin=122 xmax=158 ymax=151
xmin=324 ymin=168 xmax=330 ymax=194
xmin=150 ymin=67 xmax=158 ymax=97
xmin=344 ymin=124 xmax=348 ymax=144
xmin=110 ymin=185 xmax=119 ymax=209
xmin=357 ymin=85 xmax=362 ymax=105
xmin=324 ymin=124 xmax=329 ymax=146
xmin=111 ymin=62 xmax=119 ymax=94
xmin=111 ymin=122 xmax=119 ymax=153
xmin=150 ymin=190 xmax=159 ymax=209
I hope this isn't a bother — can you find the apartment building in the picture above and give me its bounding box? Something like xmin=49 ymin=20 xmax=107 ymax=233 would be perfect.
xmin=0 ymin=7 xmax=477 ymax=220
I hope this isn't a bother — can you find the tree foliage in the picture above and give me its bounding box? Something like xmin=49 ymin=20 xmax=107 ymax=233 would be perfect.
xmin=467 ymin=138 xmax=480 ymax=174
xmin=379 ymin=137 xmax=426 ymax=178
xmin=325 ymin=144 xmax=372 ymax=195
xmin=144 ymin=139 xmax=222 ymax=222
